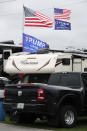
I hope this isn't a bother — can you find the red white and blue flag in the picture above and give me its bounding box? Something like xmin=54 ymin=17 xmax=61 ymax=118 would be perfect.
xmin=54 ymin=8 xmax=71 ymax=30
xmin=24 ymin=6 xmax=53 ymax=28
xmin=54 ymin=8 xmax=71 ymax=20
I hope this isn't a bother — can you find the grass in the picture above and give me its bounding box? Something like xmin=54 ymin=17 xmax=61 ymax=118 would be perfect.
xmin=1 ymin=115 xmax=87 ymax=131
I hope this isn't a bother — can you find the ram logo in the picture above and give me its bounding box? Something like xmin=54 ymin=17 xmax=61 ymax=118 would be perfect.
xmin=18 ymin=91 xmax=22 ymax=96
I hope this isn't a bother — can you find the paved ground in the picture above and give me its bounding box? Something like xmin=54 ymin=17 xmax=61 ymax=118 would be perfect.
xmin=0 ymin=123 xmax=51 ymax=131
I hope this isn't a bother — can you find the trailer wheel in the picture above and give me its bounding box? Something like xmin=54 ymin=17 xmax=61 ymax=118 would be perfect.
xmin=59 ymin=105 xmax=77 ymax=128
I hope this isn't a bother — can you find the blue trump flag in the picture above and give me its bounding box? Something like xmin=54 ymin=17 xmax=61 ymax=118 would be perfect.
xmin=55 ymin=19 xmax=71 ymax=30
xmin=23 ymin=33 xmax=47 ymax=53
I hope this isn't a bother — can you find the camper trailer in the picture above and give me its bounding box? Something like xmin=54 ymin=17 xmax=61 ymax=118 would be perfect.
xmin=4 ymin=51 xmax=87 ymax=74
xmin=0 ymin=41 xmax=22 ymax=76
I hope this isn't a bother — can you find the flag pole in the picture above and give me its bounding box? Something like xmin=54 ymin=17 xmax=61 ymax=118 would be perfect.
xmin=22 ymin=4 xmax=24 ymax=51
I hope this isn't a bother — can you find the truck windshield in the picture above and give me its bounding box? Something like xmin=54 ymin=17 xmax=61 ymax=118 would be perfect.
xmin=21 ymin=74 xmax=50 ymax=84
xmin=48 ymin=73 xmax=81 ymax=88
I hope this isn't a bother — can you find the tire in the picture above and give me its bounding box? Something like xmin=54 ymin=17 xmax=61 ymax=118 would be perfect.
xmin=59 ymin=105 xmax=77 ymax=128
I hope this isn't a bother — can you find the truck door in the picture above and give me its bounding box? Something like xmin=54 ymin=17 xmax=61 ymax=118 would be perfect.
xmin=73 ymin=59 xmax=82 ymax=72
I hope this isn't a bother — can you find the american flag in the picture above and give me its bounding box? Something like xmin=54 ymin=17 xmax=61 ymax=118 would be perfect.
xmin=54 ymin=8 xmax=71 ymax=20
xmin=24 ymin=6 xmax=53 ymax=28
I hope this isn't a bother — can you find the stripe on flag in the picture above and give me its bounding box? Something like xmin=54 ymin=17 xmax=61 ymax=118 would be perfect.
xmin=24 ymin=6 xmax=53 ymax=28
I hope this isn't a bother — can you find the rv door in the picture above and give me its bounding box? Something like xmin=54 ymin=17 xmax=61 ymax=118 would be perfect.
xmin=73 ymin=58 xmax=82 ymax=72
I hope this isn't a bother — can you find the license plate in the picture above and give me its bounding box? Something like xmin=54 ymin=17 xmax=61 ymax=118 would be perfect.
xmin=17 ymin=103 xmax=24 ymax=109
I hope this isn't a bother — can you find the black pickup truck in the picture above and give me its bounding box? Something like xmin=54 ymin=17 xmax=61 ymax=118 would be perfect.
xmin=3 ymin=72 xmax=87 ymax=128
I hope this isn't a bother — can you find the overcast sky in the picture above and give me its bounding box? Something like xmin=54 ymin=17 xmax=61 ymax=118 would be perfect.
xmin=0 ymin=0 xmax=87 ymax=50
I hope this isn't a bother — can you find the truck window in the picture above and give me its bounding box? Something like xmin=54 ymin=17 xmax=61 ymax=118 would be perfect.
xmin=21 ymin=75 xmax=29 ymax=83
xmin=81 ymin=73 xmax=87 ymax=88
xmin=60 ymin=74 xmax=81 ymax=87
xmin=48 ymin=73 xmax=81 ymax=88
xmin=48 ymin=73 xmax=60 ymax=85
xmin=21 ymin=74 xmax=50 ymax=84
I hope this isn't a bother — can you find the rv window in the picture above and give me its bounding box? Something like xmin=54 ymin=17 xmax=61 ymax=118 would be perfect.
xmin=84 ymin=68 xmax=87 ymax=72
xmin=62 ymin=58 xmax=70 ymax=65
xmin=3 ymin=52 xmax=10 ymax=60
